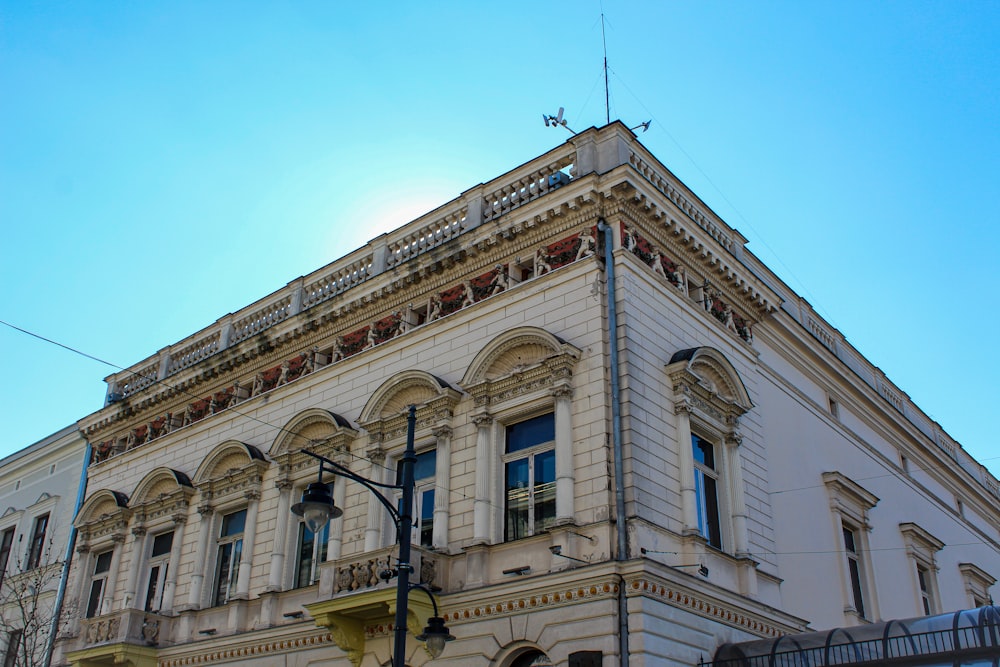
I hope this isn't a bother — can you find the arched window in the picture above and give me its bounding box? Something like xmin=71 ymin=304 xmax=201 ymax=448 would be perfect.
xmin=74 ymin=490 xmax=130 ymax=620
xmin=358 ymin=370 xmax=461 ymax=553
xmin=461 ymin=326 xmax=580 ymax=545
xmin=269 ymin=409 xmax=357 ymax=589
xmin=666 ymin=347 xmax=755 ymax=592
xmin=190 ymin=442 xmax=267 ymax=608
xmin=128 ymin=468 xmax=194 ymax=614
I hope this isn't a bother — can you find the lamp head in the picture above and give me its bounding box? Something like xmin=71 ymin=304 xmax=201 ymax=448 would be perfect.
xmin=549 ymin=545 xmax=562 ymax=555
xmin=417 ymin=615 xmax=455 ymax=658
xmin=291 ymin=481 xmax=340 ymax=532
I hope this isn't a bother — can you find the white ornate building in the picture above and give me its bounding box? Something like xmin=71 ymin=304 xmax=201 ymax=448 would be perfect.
xmin=54 ymin=123 xmax=998 ymax=667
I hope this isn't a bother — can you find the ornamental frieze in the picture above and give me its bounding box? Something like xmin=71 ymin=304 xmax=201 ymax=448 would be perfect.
xmin=85 ymin=226 xmax=593 ymax=456
xmin=621 ymin=222 xmax=754 ymax=343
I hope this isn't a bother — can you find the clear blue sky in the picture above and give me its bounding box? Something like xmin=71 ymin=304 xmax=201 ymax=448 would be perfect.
xmin=1 ymin=2 xmax=997 ymax=479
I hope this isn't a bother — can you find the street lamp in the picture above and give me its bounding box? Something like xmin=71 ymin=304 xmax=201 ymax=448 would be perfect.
xmin=291 ymin=405 xmax=454 ymax=666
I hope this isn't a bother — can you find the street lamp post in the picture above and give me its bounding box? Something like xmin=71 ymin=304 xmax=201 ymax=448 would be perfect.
xmin=291 ymin=405 xmax=453 ymax=666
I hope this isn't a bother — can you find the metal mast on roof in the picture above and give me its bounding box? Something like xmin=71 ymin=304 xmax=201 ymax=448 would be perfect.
xmin=601 ymin=10 xmax=610 ymax=125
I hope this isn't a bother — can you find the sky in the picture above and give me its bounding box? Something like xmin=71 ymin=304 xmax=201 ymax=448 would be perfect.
xmin=0 ymin=1 xmax=997 ymax=479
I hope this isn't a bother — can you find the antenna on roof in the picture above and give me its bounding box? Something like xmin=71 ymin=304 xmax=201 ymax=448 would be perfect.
xmin=543 ymin=106 xmax=576 ymax=134
xmin=601 ymin=10 xmax=610 ymax=125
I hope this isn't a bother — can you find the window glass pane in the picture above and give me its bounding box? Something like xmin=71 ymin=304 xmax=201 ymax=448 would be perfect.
xmin=414 ymin=450 xmax=436 ymax=480
xmin=295 ymin=523 xmax=328 ymax=588
xmin=145 ymin=565 xmax=161 ymax=612
xmin=214 ymin=539 xmax=242 ymax=606
xmin=86 ymin=578 xmax=104 ymax=618
xmin=420 ymin=489 xmax=435 ymax=547
xmin=507 ymin=414 xmax=555 ymax=453
xmin=848 ymin=558 xmax=866 ymax=617
xmin=295 ymin=524 xmax=314 ymax=588
xmin=94 ymin=551 xmax=113 ymax=574
xmin=151 ymin=532 xmax=173 ymax=557
xmin=692 ymin=435 xmax=715 ymax=469
xmin=843 ymin=527 xmax=857 ymax=553
xmin=505 ymin=458 xmax=530 ymax=540
xmin=396 ymin=449 xmax=437 ymax=485
xmin=220 ymin=510 xmax=246 ymax=536
xmin=534 ymin=450 xmax=556 ymax=532
xmin=703 ymin=476 xmax=722 ymax=548
xmin=27 ymin=514 xmax=49 ymax=569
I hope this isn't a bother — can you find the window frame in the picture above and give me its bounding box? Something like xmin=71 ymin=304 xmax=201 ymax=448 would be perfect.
xmin=842 ymin=523 xmax=868 ymax=619
xmin=293 ymin=520 xmax=329 ymax=589
xmin=25 ymin=513 xmax=49 ymax=571
xmin=899 ymin=522 xmax=944 ymax=617
xmin=3 ymin=629 xmax=21 ymax=667
xmin=85 ymin=550 xmax=114 ymax=618
xmin=212 ymin=508 xmax=246 ymax=607
xmin=691 ymin=433 xmax=724 ymax=550
xmin=141 ymin=531 xmax=174 ymax=613
xmin=502 ymin=412 xmax=557 ymax=542
xmin=823 ymin=471 xmax=880 ymax=622
xmin=0 ymin=527 xmax=16 ymax=591
xmin=394 ymin=448 xmax=438 ymax=548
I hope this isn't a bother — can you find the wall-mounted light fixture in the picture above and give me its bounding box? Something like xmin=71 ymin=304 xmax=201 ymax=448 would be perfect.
xmin=502 ymin=565 xmax=531 ymax=576
xmin=198 ymin=629 xmax=217 ymax=636
xmin=283 ymin=611 xmax=305 ymax=619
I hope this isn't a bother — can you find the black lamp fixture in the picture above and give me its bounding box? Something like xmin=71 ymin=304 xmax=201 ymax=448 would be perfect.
xmin=291 ymin=475 xmax=341 ymax=534
xmin=291 ymin=405 xmax=452 ymax=666
xmin=412 ymin=583 xmax=455 ymax=659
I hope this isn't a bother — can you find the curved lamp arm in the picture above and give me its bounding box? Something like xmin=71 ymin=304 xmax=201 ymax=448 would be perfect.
xmin=299 ymin=449 xmax=403 ymax=527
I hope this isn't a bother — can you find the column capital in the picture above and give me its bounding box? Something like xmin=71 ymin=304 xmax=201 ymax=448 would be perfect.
xmin=472 ymin=413 xmax=493 ymax=427
xmin=550 ymin=382 xmax=573 ymax=400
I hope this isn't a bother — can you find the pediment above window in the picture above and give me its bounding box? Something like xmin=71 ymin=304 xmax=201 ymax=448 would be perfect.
xmin=667 ymin=347 xmax=752 ymax=421
xmin=359 ymin=371 xmax=461 ymax=445
xmin=461 ymin=326 xmax=580 ymax=408
xmin=270 ymin=409 xmax=358 ymax=484
xmin=129 ymin=468 xmax=194 ymax=528
xmin=76 ymin=490 xmax=131 ymax=547
xmin=193 ymin=441 xmax=268 ymax=505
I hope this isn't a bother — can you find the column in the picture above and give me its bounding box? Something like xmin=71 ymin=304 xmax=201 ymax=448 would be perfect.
xmin=328 ymin=453 xmax=348 ymax=562
xmin=73 ymin=545 xmax=91 ymax=617
xmin=724 ymin=429 xmax=749 ymax=556
xmin=267 ymin=480 xmax=293 ymax=591
xmin=103 ymin=533 xmax=126 ymax=615
xmin=186 ymin=504 xmax=214 ymax=608
xmin=552 ymin=384 xmax=575 ymax=524
xmin=472 ymin=412 xmax=493 ymax=544
xmin=160 ymin=514 xmax=187 ymax=612
xmin=432 ymin=426 xmax=452 ymax=549
xmin=675 ymin=396 xmax=699 ymax=535
xmin=364 ymin=448 xmax=386 ymax=552
xmin=235 ymin=490 xmax=260 ymax=598
xmin=123 ymin=527 xmax=147 ymax=610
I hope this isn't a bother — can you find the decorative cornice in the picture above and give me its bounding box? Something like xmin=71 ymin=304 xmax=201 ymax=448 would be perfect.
xmin=157 ymin=632 xmax=334 ymax=667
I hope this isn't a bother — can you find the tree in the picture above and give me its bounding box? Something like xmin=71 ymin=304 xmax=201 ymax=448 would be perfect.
xmin=0 ymin=540 xmax=63 ymax=667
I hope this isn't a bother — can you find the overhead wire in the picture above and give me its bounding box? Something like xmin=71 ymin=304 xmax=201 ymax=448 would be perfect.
xmin=2 ymin=317 xmax=997 ymax=547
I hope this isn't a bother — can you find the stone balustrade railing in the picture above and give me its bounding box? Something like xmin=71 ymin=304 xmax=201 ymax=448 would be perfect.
xmin=104 ymin=133 xmax=582 ymax=404
xmin=384 ymin=209 xmax=467 ymax=270
xmin=319 ymin=546 xmax=443 ymax=599
xmin=79 ymin=608 xmax=169 ymax=648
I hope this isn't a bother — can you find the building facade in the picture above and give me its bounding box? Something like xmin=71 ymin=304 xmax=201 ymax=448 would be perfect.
xmin=54 ymin=123 xmax=998 ymax=667
xmin=0 ymin=426 xmax=86 ymax=667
